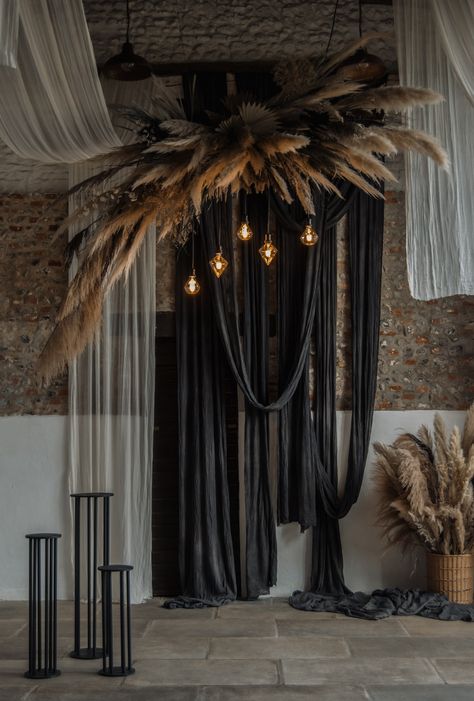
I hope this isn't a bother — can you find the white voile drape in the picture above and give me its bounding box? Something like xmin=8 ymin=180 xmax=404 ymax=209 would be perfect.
xmin=0 ymin=0 xmax=120 ymax=161
xmin=0 ymin=0 xmax=156 ymax=601
xmin=393 ymin=0 xmax=474 ymax=300
xmin=0 ymin=0 xmax=18 ymax=67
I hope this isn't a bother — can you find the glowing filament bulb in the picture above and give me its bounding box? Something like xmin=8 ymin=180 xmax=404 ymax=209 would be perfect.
xmin=300 ymin=223 xmax=319 ymax=247
xmin=258 ymin=234 xmax=278 ymax=266
xmin=209 ymin=249 xmax=229 ymax=278
xmin=184 ymin=270 xmax=200 ymax=296
xmin=237 ymin=218 xmax=253 ymax=241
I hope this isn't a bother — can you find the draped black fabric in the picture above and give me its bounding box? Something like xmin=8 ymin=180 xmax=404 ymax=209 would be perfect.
xmin=275 ymin=185 xmax=355 ymax=530
xmin=304 ymin=187 xmax=385 ymax=595
xmin=170 ymin=239 xmax=237 ymax=606
xmin=289 ymin=588 xmax=474 ymax=621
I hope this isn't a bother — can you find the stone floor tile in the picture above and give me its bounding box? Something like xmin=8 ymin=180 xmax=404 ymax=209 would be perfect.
xmin=29 ymin=688 xmax=199 ymax=701
xmin=209 ymin=635 xmax=349 ymax=659
xmin=400 ymin=618 xmax=474 ymax=637
xmin=282 ymin=658 xmax=443 ymax=685
xmin=201 ymin=685 xmax=369 ymax=701
xmin=367 ymin=684 xmax=474 ymax=701
xmin=348 ymin=636 xmax=474 ymax=658
xmin=277 ymin=618 xmax=407 ymax=638
xmin=0 ymin=602 xmax=28 ymax=620
xmin=134 ymin=605 xmax=216 ymax=620
xmin=431 ymin=658 xmax=474 ymax=684
xmin=0 ymin=620 xmax=27 ymax=637
xmin=0 ymin=635 xmax=73 ymax=659
xmin=123 ymin=659 xmax=278 ymax=686
xmin=144 ymin=618 xmax=277 ymax=638
xmin=56 ymin=616 xmax=149 ymax=638
xmin=0 ymin=687 xmax=33 ymax=701
xmin=134 ymin=636 xmax=209 ymax=659
xmin=217 ymin=605 xmax=277 ymax=621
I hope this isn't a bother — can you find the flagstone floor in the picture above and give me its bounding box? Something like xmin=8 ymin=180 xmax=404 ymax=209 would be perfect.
xmin=1 ymin=598 xmax=474 ymax=700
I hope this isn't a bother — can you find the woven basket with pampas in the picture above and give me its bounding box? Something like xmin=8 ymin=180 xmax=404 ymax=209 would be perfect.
xmin=373 ymin=404 xmax=474 ymax=603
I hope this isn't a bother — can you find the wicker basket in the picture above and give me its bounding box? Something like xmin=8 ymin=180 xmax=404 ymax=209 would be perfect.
xmin=426 ymin=553 xmax=474 ymax=604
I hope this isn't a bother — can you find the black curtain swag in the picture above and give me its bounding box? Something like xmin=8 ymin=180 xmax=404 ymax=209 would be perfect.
xmin=168 ymin=69 xmax=385 ymax=606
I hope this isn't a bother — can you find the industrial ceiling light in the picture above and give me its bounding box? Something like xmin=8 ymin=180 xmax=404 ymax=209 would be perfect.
xmin=102 ymin=0 xmax=152 ymax=82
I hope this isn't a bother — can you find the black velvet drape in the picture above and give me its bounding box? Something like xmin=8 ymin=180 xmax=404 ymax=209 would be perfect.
xmin=171 ymin=239 xmax=237 ymax=606
xmin=301 ymin=186 xmax=384 ymax=597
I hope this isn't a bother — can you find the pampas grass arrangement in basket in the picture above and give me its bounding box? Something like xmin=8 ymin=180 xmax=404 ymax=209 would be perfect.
xmin=373 ymin=404 xmax=474 ymax=603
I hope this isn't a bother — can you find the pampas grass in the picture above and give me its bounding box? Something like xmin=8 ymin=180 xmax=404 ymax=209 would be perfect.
xmin=39 ymin=35 xmax=448 ymax=380
xmin=373 ymin=404 xmax=474 ymax=555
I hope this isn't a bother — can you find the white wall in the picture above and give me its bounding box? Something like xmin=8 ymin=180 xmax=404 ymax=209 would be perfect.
xmin=270 ymin=409 xmax=467 ymax=596
xmin=0 ymin=416 xmax=72 ymax=599
xmin=0 ymin=410 xmax=467 ymax=600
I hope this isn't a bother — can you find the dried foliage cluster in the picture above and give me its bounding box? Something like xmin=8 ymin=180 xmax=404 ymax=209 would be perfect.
xmin=374 ymin=405 xmax=474 ymax=555
xmin=40 ymin=35 xmax=448 ymax=379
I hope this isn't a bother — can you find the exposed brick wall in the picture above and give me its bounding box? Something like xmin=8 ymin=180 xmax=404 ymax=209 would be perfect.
xmin=336 ymin=191 xmax=474 ymax=411
xmin=0 ymin=195 xmax=68 ymax=415
xmin=1 ymin=193 xmax=472 ymax=416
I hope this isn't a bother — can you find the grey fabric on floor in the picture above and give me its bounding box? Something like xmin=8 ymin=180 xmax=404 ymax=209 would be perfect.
xmin=290 ymin=588 xmax=474 ymax=621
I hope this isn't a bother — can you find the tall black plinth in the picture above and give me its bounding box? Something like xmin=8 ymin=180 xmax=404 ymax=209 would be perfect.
xmin=98 ymin=564 xmax=135 ymax=677
xmin=25 ymin=533 xmax=61 ymax=679
xmin=70 ymin=492 xmax=113 ymax=660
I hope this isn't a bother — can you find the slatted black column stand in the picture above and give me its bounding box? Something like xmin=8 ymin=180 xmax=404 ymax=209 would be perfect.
xmin=70 ymin=492 xmax=113 ymax=660
xmin=25 ymin=533 xmax=61 ymax=679
xmin=98 ymin=565 xmax=134 ymax=677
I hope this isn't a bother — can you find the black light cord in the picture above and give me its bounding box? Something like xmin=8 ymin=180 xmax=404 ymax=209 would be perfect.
xmin=358 ymin=0 xmax=363 ymax=38
xmin=325 ymin=0 xmax=340 ymax=58
xmin=126 ymin=0 xmax=131 ymax=43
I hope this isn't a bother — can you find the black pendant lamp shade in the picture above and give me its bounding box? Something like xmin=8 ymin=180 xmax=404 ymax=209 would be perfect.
xmin=102 ymin=0 xmax=151 ymax=82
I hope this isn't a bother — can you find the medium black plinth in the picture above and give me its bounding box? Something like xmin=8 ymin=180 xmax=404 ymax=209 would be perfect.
xmin=99 ymin=564 xmax=135 ymax=677
xmin=25 ymin=533 xmax=61 ymax=679
xmin=69 ymin=492 xmax=113 ymax=660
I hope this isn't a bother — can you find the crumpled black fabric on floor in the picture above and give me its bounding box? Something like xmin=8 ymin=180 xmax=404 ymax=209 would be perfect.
xmin=290 ymin=588 xmax=474 ymax=621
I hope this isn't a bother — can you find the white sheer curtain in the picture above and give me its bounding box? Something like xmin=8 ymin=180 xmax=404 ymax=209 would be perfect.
xmin=0 ymin=0 xmax=120 ymax=160
xmin=0 ymin=0 xmax=156 ymax=602
xmin=393 ymin=0 xmax=474 ymax=299
xmin=0 ymin=0 xmax=18 ymax=67
xmin=69 ymin=80 xmax=157 ymax=603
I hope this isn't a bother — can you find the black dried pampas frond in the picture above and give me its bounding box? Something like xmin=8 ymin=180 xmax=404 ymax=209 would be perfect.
xmin=39 ymin=35 xmax=448 ymax=380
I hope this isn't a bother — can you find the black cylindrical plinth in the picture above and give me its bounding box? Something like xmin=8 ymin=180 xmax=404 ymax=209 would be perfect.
xmin=25 ymin=533 xmax=61 ymax=679
xmin=98 ymin=564 xmax=134 ymax=677
xmin=70 ymin=492 xmax=113 ymax=660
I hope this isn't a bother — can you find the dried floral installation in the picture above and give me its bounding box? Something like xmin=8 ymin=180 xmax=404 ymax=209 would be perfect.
xmin=373 ymin=404 xmax=474 ymax=555
xmin=40 ymin=35 xmax=448 ymax=378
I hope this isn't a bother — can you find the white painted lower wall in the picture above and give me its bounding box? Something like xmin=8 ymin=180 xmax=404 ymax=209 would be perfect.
xmin=0 ymin=416 xmax=72 ymax=599
xmin=0 ymin=410 xmax=466 ymax=600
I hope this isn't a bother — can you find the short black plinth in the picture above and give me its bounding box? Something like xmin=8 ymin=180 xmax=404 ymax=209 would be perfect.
xmin=98 ymin=564 xmax=134 ymax=677
xmin=70 ymin=492 xmax=113 ymax=660
xmin=25 ymin=533 xmax=61 ymax=679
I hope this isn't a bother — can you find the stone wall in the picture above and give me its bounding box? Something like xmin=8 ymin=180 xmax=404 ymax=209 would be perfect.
xmin=1 ymin=191 xmax=472 ymax=416
xmin=0 ymin=195 xmax=68 ymax=415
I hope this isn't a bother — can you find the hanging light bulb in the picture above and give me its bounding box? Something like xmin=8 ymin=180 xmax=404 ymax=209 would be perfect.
xmin=237 ymin=217 xmax=253 ymax=241
xmin=184 ymin=269 xmax=200 ymax=296
xmin=209 ymin=247 xmax=229 ymax=278
xmin=300 ymin=222 xmax=319 ymax=247
xmin=259 ymin=234 xmax=278 ymax=266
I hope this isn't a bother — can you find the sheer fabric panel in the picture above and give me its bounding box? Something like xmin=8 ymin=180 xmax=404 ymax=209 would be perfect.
xmin=0 ymin=0 xmax=120 ymax=161
xmin=68 ymin=162 xmax=156 ymax=603
xmin=0 ymin=0 xmax=19 ymax=67
xmin=394 ymin=0 xmax=474 ymax=299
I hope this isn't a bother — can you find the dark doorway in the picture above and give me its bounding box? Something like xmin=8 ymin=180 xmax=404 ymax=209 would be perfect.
xmin=152 ymin=312 xmax=240 ymax=597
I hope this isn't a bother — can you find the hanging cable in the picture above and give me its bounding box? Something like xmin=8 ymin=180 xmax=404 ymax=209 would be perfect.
xmin=325 ymin=0 xmax=340 ymax=58
xmin=358 ymin=0 xmax=363 ymax=38
xmin=125 ymin=0 xmax=131 ymax=43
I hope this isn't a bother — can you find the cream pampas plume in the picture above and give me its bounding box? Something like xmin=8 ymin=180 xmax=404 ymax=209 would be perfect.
xmin=373 ymin=404 xmax=474 ymax=555
xmin=39 ymin=35 xmax=447 ymax=380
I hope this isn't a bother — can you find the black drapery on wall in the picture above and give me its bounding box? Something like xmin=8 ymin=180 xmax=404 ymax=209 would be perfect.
xmin=303 ymin=186 xmax=384 ymax=597
xmin=172 ymin=238 xmax=237 ymax=606
xmin=170 ymin=69 xmax=385 ymax=605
